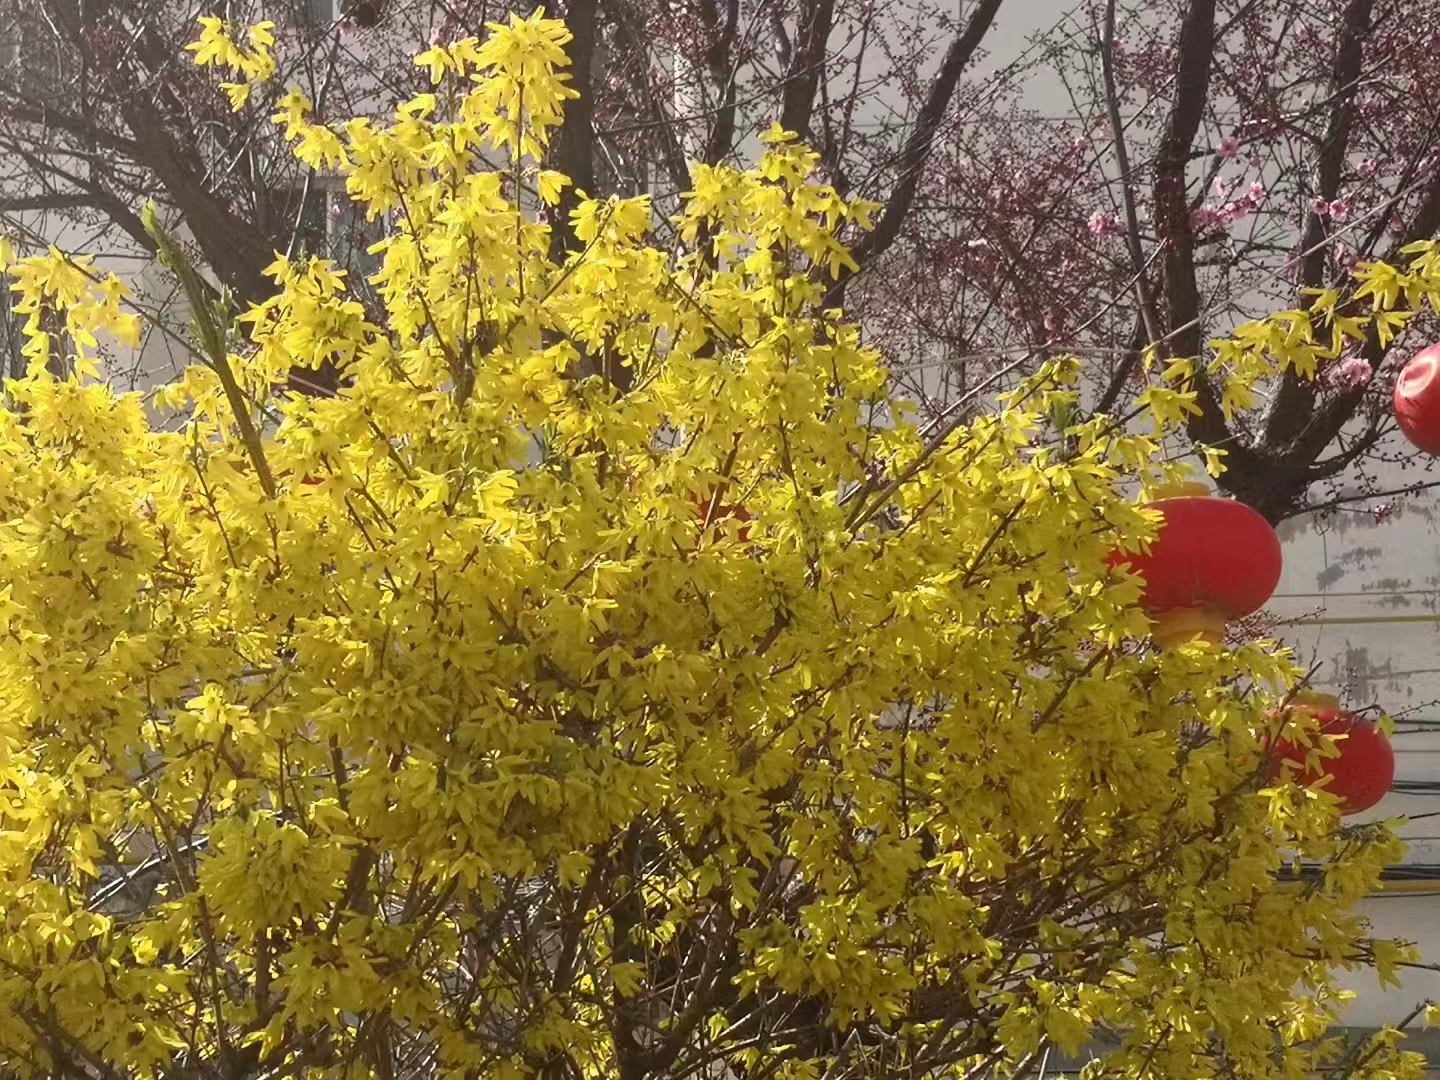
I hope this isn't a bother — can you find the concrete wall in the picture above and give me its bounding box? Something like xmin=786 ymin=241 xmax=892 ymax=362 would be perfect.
xmin=8 ymin=0 xmax=1437 ymax=1065
xmin=1269 ymin=426 xmax=1440 ymax=1042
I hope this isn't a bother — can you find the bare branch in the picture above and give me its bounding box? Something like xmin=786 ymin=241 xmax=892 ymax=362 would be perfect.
xmin=779 ymin=0 xmax=837 ymax=142
xmin=1263 ymin=0 xmax=1374 ymax=447
xmin=699 ymin=0 xmax=742 ymax=165
xmin=1098 ymin=0 xmax=1161 ymax=348
xmin=830 ymin=0 xmax=1005 ymax=292
xmin=548 ymin=0 xmax=598 ymax=261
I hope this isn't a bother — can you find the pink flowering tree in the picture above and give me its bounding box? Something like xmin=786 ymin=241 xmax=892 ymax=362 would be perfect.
xmin=864 ymin=0 xmax=1440 ymax=521
xmin=3 ymin=0 xmax=1440 ymax=519
xmin=0 ymin=0 xmax=1005 ymax=390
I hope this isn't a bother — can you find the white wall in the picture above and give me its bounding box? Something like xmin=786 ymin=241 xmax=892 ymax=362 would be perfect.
xmin=1270 ymin=427 xmax=1440 ymax=1047
xmin=10 ymin=0 xmax=1436 ymax=1063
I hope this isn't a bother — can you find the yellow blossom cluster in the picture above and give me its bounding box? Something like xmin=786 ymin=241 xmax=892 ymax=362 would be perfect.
xmin=187 ymin=16 xmax=277 ymax=110
xmin=0 ymin=9 xmax=1436 ymax=1080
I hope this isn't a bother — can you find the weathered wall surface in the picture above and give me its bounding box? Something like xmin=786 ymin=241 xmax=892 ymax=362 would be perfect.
xmin=1270 ymin=429 xmax=1440 ymax=1035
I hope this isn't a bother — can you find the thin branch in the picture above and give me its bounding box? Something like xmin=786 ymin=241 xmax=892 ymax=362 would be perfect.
xmin=829 ymin=0 xmax=1005 ymax=293
xmin=1283 ymin=479 xmax=1440 ymax=522
xmin=1098 ymin=0 xmax=1161 ymax=347
xmin=1263 ymin=0 xmax=1374 ymax=448
xmin=778 ymin=0 xmax=836 ymax=141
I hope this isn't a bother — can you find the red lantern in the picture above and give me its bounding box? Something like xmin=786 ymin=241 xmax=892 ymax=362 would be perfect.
xmin=694 ymin=491 xmax=752 ymax=543
xmin=1108 ymin=481 xmax=1282 ymax=647
xmin=276 ymin=469 xmax=326 ymax=488
xmin=1267 ymin=692 xmax=1394 ymax=815
xmin=1394 ymin=343 xmax=1440 ymax=454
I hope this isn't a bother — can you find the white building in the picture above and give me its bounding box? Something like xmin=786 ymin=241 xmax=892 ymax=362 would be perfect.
xmin=1270 ymin=440 xmax=1440 ymax=1052
xmin=4 ymin=0 xmax=1439 ymax=1073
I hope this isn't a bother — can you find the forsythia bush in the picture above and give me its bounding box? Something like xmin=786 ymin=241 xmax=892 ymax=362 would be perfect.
xmin=0 ymin=10 xmax=1438 ymax=1080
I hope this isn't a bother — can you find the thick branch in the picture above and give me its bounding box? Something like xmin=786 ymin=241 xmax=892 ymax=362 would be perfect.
xmin=699 ymin=0 xmax=742 ymax=166
xmin=1262 ymin=0 xmax=1373 ymax=447
xmin=0 ymin=98 xmax=143 ymax=155
xmin=778 ymin=0 xmax=837 ymax=142
xmin=1297 ymin=0 xmax=1373 ymax=294
xmin=548 ymin=0 xmax=598 ymax=259
xmin=1278 ymin=163 xmax=1440 ymax=477
xmin=0 ymin=193 xmax=98 ymax=212
xmin=1154 ymin=0 xmax=1213 ymax=363
xmin=1152 ymin=0 xmax=1239 ymax=468
xmin=0 ymin=137 xmax=159 ymax=256
xmin=1098 ymin=0 xmax=1160 ymax=348
xmin=121 ymin=95 xmax=275 ymax=305
xmin=603 ymin=0 xmax=691 ymax=193
xmin=609 ymin=825 xmax=647 ymax=1080
xmin=829 ymin=0 xmax=1004 ymax=294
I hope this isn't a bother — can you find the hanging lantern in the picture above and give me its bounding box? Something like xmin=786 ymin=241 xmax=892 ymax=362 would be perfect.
xmin=1394 ymin=343 xmax=1440 ymax=454
xmin=277 ymin=470 xmax=325 ymax=486
xmin=1108 ymin=481 xmax=1282 ymax=647
xmin=1267 ymin=691 xmax=1394 ymax=815
xmin=694 ymin=490 xmax=752 ymax=543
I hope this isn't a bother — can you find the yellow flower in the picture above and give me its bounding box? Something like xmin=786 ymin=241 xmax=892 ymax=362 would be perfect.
xmin=0 ymin=11 xmax=1430 ymax=1080
xmin=219 ymin=81 xmax=251 ymax=109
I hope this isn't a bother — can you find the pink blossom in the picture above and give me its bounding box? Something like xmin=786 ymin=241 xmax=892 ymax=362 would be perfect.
xmin=1309 ymin=197 xmax=1352 ymax=221
xmin=1211 ymin=174 xmax=1239 ymax=199
xmin=1248 ymin=181 xmax=1266 ymax=202
xmin=1190 ymin=205 xmax=1221 ymax=231
xmin=1389 ymin=215 xmax=1406 ymax=235
xmin=1219 ymin=199 xmax=1252 ymax=226
xmin=1216 ymin=136 xmax=1240 ymax=159
xmin=1359 ymin=157 xmax=1380 ymax=178
xmin=1325 ymin=353 xmax=1372 ymax=393
xmin=1191 ymin=196 xmax=1258 ymax=231
xmin=1088 ymin=211 xmax=1122 ymax=237
xmin=1372 ymin=503 xmax=1394 ymax=524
